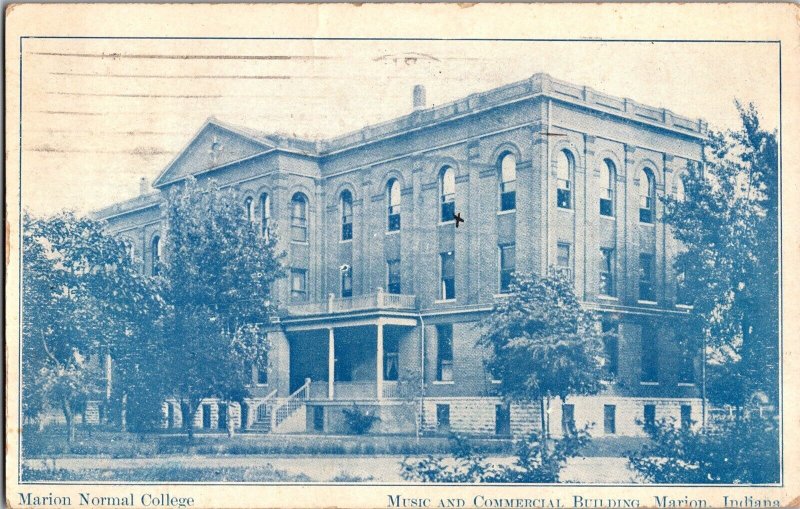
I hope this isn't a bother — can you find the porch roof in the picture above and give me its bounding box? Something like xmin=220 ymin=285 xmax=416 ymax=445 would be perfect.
xmin=281 ymin=291 xmax=418 ymax=330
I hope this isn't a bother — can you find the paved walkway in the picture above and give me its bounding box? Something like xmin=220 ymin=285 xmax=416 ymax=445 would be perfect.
xmin=24 ymin=455 xmax=638 ymax=483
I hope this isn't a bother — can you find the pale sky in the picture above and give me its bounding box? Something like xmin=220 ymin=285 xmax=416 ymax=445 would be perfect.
xmin=20 ymin=39 xmax=779 ymax=217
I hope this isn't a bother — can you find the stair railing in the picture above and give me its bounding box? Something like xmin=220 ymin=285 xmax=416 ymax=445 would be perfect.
xmin=271 ymin=378 xmax=311 ymax=430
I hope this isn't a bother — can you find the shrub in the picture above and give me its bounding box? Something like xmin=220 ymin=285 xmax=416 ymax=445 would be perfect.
xmin=627 ymin=416 xmax=779 ymax=484
xmin=401 ymin=429 xmax=590 ymax=483
xmin=342 ymin=404 xmax=381 ymax=435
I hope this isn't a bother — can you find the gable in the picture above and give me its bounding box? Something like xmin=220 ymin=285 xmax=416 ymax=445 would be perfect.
xmin=152 ymin=121 xmax=274 ymax=187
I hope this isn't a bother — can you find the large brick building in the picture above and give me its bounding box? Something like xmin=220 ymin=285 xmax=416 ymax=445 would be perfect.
xmin=96 ymin=73 xmax=707 ymax=437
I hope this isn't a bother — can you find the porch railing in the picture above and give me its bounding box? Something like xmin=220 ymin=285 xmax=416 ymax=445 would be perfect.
xmin=306 ymin=380 xmax=402 ymax=400
xmin=286 ymin=289 xmax=417 ymax=316
xmin=382 ymin=381 xmax=399 ymax=399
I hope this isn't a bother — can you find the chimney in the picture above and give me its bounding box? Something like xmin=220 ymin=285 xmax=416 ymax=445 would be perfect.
xmin=139 ymin=177 xmax=149 ymax=195
xmin=413 ymin=84 xmax=426 ymax=111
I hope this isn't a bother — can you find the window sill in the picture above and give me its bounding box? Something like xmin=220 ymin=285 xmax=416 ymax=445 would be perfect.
xmin=432 ymin=380 xmax=455 ymax=385
xmin=557 ymin=207 xmax=574 ymax=212
xmin=637 ymin=300 xmax=658 ymax=306
xmin=439 ymin=220 xmax=456 ymax=226
xmin=490 ymin=380 xmax=502 ymax=385
xmin=339 ymin=239 xmax=352 ymax=244
xmin=600 ymin=214 xmax=616 ymax=220
xmin=596 ymin=295 xmax=619 ymax=301
xmin=677 ymin=382 xmax=696 ymax=387
xmin=639 ymin=222 xmax=655 ymax=227
xmin=675 ymin=304 xmax=694 ymax=310
xmin=385 ymin=230 xmax=400 ymax=235
xmin=434 ymin=299 xmax=457 ymax=304
xmin=497 ymin=209 xmax=516 ymax=216
xmin=290 ymin=240 xmax=310 ymax=245
xmin=640 ymin=381 xmax=660 ymax=386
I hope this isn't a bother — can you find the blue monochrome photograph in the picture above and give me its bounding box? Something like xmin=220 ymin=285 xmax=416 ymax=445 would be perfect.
xmin=10 ymin=28 xmax=782 ymax=494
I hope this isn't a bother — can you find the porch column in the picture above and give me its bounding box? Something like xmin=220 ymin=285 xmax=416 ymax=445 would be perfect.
xmin=328 ymin=327 xmax=335 ymax=400
xmin=376 ymin=319 xmax=384 ymax=400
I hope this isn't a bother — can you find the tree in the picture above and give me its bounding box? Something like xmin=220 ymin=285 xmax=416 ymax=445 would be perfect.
xmin=158 ymin=178 xmax=284 ymax=438
xmin=22 ymin=212 xmax=162 ymax=442
xmin=478 ymin=270 xmax=610 ymax=443
xmin=628 ymin=415 xmax=779 ymax=484
xmin=662 ymin=104 xmax=778 ymax=413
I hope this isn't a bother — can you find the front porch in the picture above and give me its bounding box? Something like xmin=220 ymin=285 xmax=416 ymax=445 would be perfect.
xmin=285 ymin=315 xmax=420 ymax=403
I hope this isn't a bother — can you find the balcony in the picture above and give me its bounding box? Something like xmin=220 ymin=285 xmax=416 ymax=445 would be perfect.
xmin=309 ymin=380 xmax=401 ymax=400
xmin=286 ymin=289 xmax=417 ymax=317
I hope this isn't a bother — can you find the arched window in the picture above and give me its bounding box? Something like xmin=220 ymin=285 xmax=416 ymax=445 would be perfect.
xmin=290 ymin=192 xmax=308 ymax=242
xmin=244 ymin=197 xmax=254 ymax=223
xmin=600 ymin=159 xmax=616 ymax=217
xmin=499 ymin=153 xmax=517 ymax=212
xmin=259 ymin=192 xmax=270 ymax=238
xmin=639 ymin=168 xmax=656 ymax=223
xmin=387 ymin=178 xmax=401 ymax=232
xmin=151 ymin=235 xmax=161 ymax=276
xmin=556 ymin=150 xmax=573 ymax=209
xmin=440 ymin=166 xmax=456 ymax=222
xmin=340 ymin=190 xmax=353 ymax=241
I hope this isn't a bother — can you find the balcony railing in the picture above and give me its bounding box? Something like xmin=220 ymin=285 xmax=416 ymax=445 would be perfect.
xmin=308 ymin=380 xmax=401 ymax=400
xmin=287 ymin=289 xmax=417 ymax=316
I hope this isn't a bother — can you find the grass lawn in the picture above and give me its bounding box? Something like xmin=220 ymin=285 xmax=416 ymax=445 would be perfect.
xmin=22 ymin=425 xmax=648 ymax=459
xmin=21 ymin=464 xmax=311 ymax=482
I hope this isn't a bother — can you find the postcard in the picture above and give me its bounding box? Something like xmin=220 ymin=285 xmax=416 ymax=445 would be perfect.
xmin=4 ymin=3 xmax=799 ymax=508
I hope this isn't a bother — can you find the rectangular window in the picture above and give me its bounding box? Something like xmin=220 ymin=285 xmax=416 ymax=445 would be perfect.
xmin=436 ymin=325 xmax=454 ymax=382
xmin=499 ymin=244 xmax=516 ymax=293
xmin=254 ymin=364 xmax=268 ymax=385
xmin=600 ymin=188 xmax=614 ymax=217
xmin=387 ymin=259 xmax=401 ymax=294
xmin=680 ymin=405 xmax=692 ymax=430
xmin=291 ymin=218 xmax=308 ymax=243
xmin=557 ymin=243 xmax=572 ymax=278
xmin=644 ymin=404 xmax=656 ymax=429
xmin=561 ymin=404 xmax=576 ymax=436
xmin=341 ymin=222 xmax=353 ymax=241
xmin=202 ymin=403 xmax=212 ymax=429
xmin=290 ymin=268 xmax=308 ymax=302
xmin=603 ymin=405 xmax=616 ymax=434
xmin=640 ymin=195 xmax=654 ymax=223
xmin=600 ymin=248 xmax=615 ymax=297
xmin=341 ymin=266 xmax=352 ymax=298
xmin=218 ymin=404 xmax=228 ymax=430
xmin=500 ymin=182 xmax=516 ymax=212
xmin=641 ymin=326 xmax=659 ymax=383
xmin=388 ymin=210 xmax=401 ymax=232
xmin=676 ymin=271 xmax=691 ymax=305
xmin=384 ymin=352 xmax=399 ymax=381
xmin=440 ymin=251 xmax=456 ymax=300
xmin=602 ymin=322 xmax=619 ymax=377
xmin=312 ymin=406 xmax=325 ymax=432
xmin=436 ymin=404 xmax=451 ymax=432
xmin=679 ymin=342 xmax=695 ymax=384
xmin=495 ymin=403 xmax=511 ymax=435
xmin=557 ymin=180 xmax=572 ymax=209
xmin=441 ymin=201 xmax=456 ymax=223
xmin=639 ymin=253 xmax=655 ymax=301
